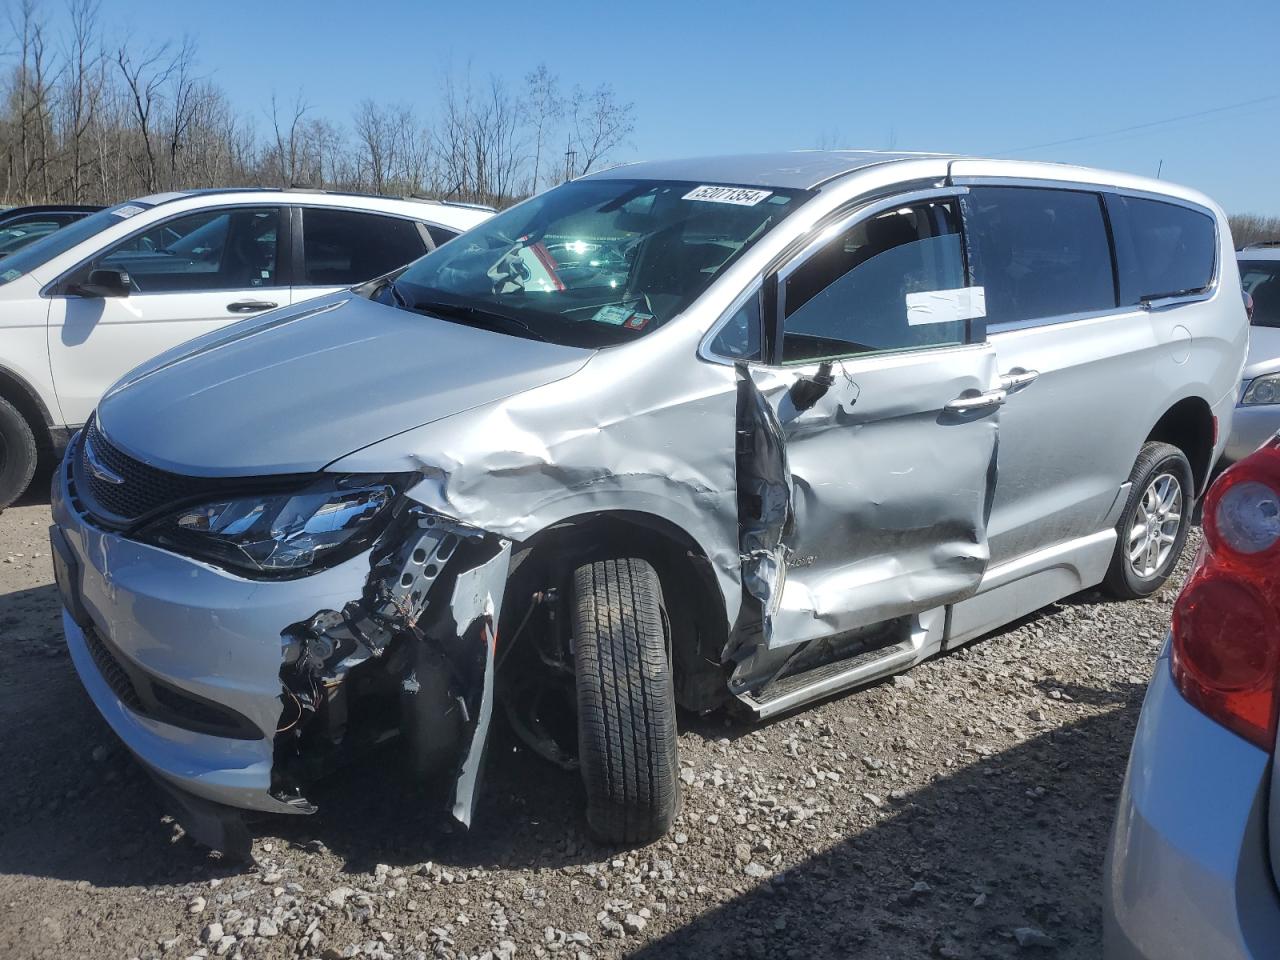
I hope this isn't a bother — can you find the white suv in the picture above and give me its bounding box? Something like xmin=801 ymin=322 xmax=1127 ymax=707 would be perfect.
xmin=0 ymin=189 xmax=491 ymax=506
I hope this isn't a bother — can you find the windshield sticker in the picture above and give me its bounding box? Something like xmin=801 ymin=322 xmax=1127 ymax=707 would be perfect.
xmin=683 ymin=185 xmax=773 ymax=206
xmin=623 ymin=312 xmax=653 ymax=331
xmin=592 ymin=304 xmax=634 ymax=326
xmin=112 ymin=204 xmax=145 ymax=219
xmin=905 ymin=286 xmax=986 ymax=326
xmin=1 ymin=268 xmax=20 ymax=282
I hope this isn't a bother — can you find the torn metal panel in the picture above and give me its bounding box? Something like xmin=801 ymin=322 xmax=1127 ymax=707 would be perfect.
xmin=440 ymin=541 xmax=510 ymax=827
xmin=735 ymin=362 xmax=794 ymax=643
xmin=739 ymin=342 xmax=1000 ymax=656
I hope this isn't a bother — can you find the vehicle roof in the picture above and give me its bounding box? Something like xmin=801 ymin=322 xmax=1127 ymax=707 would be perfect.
xmin=582 ymin=151 xmax=1221 ymax=213
xmin=127 ymin=187 xmax=493 ymax=230
xmin=1239 ymin=244 xmax=1280 ymax=261
xmin=583 ymin=150 xmax=955 ymax=190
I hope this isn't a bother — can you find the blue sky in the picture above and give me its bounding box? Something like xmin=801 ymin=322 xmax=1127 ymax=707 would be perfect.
xmin=66 ymin=0 xmax=1280 ymax=214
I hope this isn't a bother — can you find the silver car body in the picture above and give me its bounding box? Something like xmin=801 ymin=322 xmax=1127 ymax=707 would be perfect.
xmin=1226 ymin=248 xmax=1280 ymax=463
xmin=1104 ymin=642 xmax=1280 ymax=958
xmin=53 ymin=151 xmax=1246 ymax=825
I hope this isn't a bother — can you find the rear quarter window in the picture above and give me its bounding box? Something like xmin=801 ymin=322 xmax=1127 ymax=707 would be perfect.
xmin=1106 ymin=195 xmax=1217 ymax=304
xmin=964 ymin=186 xmax=1117 ymax=327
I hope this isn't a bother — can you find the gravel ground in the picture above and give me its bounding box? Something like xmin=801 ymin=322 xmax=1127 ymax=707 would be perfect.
xmin=0 ymin=487 xmax=1191 ymax=960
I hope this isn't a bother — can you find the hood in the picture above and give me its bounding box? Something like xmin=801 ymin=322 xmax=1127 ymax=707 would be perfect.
xmin=96 ymin=293 xmax=592 ymax=476
xmin=1244 ymin=325 xmax=1280 ymax=381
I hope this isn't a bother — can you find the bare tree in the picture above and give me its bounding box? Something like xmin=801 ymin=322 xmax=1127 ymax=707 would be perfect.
xmin=567 ymin=82 xmax=633 ymax=177
xmin=524 ymin=63 xmax=561 ymax=193
xmin=268 ymin=90 xmax=311 ymax=186
xmin=115 ymin=40 xmax=179 ymax=192
xmin=60 ymin=0 xmax=104 ymax=200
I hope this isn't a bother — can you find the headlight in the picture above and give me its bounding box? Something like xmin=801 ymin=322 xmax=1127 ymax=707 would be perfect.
xmin=140 ymin=473 xmax=411 ymax=576
xmin=1242 ymin=374 xmax=1280 ymax=406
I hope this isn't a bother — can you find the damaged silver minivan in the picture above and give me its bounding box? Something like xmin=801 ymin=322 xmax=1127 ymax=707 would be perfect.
xmin=51 ymin=152 xmax=1246 ymax=854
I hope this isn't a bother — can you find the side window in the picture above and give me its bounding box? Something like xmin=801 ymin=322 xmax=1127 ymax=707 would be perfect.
xmin=301 ymin=209 xmax=428 ymax=286
xmin=92 ymin=207 xmax=280 ymax=293
xmin=709 ymin=291 xmax=762 ymax=360
xmin=425 ymin=224 xmax=459 ymax=248
xmin=781 ymin=200 xmax=969 ymax=363
xmin=965 ymin=187 xmax=1116 ymax=326
xmin=1106 ymin=195 xmax=1216 ymax=304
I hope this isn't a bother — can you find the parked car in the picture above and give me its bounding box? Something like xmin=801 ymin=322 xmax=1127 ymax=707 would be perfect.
xmin=50 ymin=152 xmax=1245 ymax=856
xmin=1225 ymin=244 xmax=1280 ymax=463
xmin=1104 ymin=437 xmax=1280 ymax=958
xmin=0 ymin=203 xmax=102 ymax=259
xmin=0 ymin=189 xmax=491 ymax=506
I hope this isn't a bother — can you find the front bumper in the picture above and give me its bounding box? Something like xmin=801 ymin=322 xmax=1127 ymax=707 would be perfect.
xmin=1103 ymin=648 xmax=1280 ymax=959
xmin=53 ymin=453 xmax=372 ymax=816
xmin=1224 ymin=403 xmax=1280 ymax=465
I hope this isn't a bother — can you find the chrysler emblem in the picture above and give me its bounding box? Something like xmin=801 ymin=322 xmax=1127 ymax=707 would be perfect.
xmin=84 ymin=434 xmax=124 ymax=485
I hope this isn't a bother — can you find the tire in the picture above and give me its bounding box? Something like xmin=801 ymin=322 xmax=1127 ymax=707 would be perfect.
xmin=573 ymin=557 xmax=680 ymax=844
xmin=1102 ymin=441 xmax=1195 ymax=600
xmin=0 ymin=397 xmax=37 ymax=510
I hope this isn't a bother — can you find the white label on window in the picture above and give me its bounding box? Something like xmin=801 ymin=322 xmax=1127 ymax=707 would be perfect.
xmin=683 ymin=185 xmax=773 ymax=206
xmin=905 ymin=286 xmax=986 ymax=326
xmin=112 ymin=204 xmax=145 ymax=218
xmin=592 ymin=304 xmax=633 ymax=325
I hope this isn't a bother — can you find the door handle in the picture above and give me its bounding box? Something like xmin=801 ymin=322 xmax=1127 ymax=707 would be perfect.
xmin=226 ymin=300 xmax=278 ymax=313
xmin=945 ymin=388 xmax=1007 ymax=413
xmin=999 ymin=368 xmax=1040 ymax=393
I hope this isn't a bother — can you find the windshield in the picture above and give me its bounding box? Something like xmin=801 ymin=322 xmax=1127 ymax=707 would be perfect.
xmin=394 ymin=178 xmax=809 ymax=347
xmin=0 ymin=201 xmax=152 ymax=286
xmin=1241 ymin=259 xmax=1280 ymax=328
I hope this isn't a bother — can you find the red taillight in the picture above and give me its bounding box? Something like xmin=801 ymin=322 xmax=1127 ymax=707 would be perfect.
xmin=1171 ymin=440 xmax=1280 ymax=750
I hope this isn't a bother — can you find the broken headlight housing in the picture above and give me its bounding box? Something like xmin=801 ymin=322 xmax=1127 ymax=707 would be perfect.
xmin=140 ymin=473 xmax=412 ymax=576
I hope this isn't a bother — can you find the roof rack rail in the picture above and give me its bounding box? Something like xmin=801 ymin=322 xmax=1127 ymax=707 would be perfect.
xmin=407 ymin=193 xmax=497 ymax=212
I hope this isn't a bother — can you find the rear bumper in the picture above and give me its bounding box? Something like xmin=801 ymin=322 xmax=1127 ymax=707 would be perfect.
xmin=1103 ymin=648 xmax=1280 ymax=959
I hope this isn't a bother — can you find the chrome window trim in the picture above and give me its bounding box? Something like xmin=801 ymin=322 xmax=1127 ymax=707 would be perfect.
xmin=986 ymin=304 xmax=1145 ymax=336
xmin=698 ymin=186 xmax=970 ymax=366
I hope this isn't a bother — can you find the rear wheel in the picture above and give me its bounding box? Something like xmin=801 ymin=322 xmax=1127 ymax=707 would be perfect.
xmin=572 ymin=557 xmax=680 ymax=844
xmin=1103 ymin=441 xmax=1194 ymax=599
xmin=0 ymin=397 xmax=37 ymax=510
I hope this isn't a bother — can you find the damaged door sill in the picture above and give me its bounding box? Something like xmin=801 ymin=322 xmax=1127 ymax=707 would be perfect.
xmin=737 ymin=622 xmax=931 ymax=720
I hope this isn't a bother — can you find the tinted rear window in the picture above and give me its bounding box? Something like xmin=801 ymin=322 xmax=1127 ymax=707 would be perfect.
xmin=1107 ymin=195 xmax=1216 ymax=304
xmin=1240 ymin=259 xmax=1280 ymax=328
xmin=965 ymin=187 xmax=1116 ymax=326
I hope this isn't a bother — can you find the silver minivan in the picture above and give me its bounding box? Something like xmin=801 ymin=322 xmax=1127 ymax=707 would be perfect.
xmin=50 ymin=152 xmax=1246 ymax=853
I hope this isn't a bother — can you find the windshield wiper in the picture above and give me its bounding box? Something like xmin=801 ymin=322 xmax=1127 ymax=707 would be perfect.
xmin=410 ymin=298 xmax=549 ymax=342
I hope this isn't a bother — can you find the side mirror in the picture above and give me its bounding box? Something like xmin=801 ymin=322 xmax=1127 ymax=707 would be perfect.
xmin=73 ymin=268 xmax=131 ymax=298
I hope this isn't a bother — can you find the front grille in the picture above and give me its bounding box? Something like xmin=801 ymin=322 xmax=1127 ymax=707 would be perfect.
xmin=74 ymin=416 xmax=308 ymax=527
xmin=81 ymin=623 xmax=263 ymax=740
xmin=78 ymin=416 xmax=224 ymax=523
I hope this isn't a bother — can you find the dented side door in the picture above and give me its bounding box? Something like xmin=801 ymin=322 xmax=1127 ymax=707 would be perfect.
xmin=737 ymin=189 xmax=1002 ymax=648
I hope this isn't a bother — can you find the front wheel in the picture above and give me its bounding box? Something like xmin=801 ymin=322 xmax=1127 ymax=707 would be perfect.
xmin=572 ymin=557 xmax=680 ymax=844
xmin=0 ymin=397 xmax=37 ymax=510
xmin=1102 ymin=441 xmax=1195 ymax=599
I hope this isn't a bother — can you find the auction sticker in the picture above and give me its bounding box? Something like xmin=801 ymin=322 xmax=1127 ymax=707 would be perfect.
xmin=112 ymin=204 xmax=146 ymax=218
xmin=592 ymin=304 xmax=633 ymax=325
xmin=683 ymin=185 xmax=773 ymax=206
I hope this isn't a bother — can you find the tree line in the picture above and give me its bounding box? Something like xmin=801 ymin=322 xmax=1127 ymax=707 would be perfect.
xmin=1 ymin=0 xmax=635 ymax=208
xmin=1230 ymin=214 xmax=1280 ymax=249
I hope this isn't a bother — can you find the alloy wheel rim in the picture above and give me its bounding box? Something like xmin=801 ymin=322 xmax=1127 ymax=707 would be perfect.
xmin=1126 ymin=471 xmax=1183 ymax=579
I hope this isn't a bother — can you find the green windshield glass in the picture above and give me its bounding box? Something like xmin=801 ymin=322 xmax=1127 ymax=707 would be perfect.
xmin=395 ymin=178 xmax=809 ymax=347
